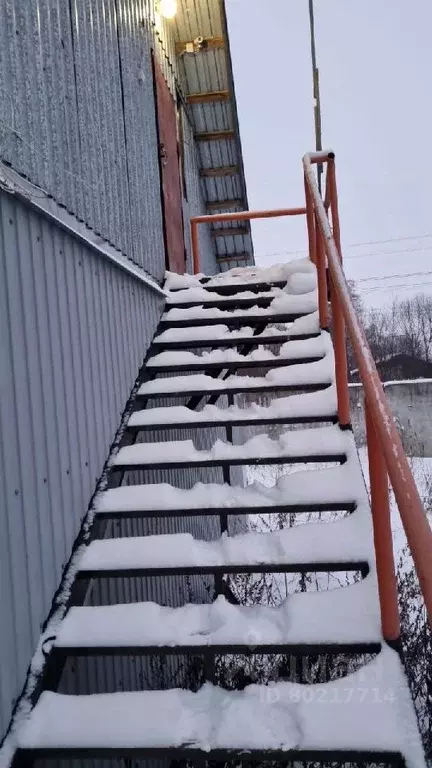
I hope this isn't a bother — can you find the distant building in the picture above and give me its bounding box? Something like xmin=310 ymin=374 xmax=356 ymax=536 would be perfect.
xmin=350 ymin=354 xmax=432 ymax=382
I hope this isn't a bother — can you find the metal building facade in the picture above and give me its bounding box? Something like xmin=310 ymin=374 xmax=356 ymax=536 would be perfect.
xmin=0 ymin=0 xmax=252 ymax=743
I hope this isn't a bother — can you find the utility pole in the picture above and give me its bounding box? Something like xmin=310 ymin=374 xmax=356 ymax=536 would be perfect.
xmin=308 ymin=0 xmax=323 ymax=193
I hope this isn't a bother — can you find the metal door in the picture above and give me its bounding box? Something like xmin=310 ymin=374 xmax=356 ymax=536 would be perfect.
xmin=153 ymin=54 xmax=186 ymax=274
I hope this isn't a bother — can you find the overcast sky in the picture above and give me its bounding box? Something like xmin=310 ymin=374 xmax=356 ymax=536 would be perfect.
xmin=225 ymin=0 xmax=432 ymax=307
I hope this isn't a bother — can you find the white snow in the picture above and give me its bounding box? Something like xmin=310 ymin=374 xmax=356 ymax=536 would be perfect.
xmin=128 ymin=385 xmax=337 ymax=429
xmin=55 ymin=576 xmax=381 ymax=649
xmin=154 ymin=312 xmax=320 ymax=344
xmin=166 ymin=272 xmax=317 ymax=306
xmin=16 ymin=646 xmax=425 ymax=768
xmin=166 ymin=287 xmax=279 ymax=305
xmin=138 ymin=357 xmax=334 ymax=397
xmin=96 ymin=441 xmax=364 ymax=513
xmin=147 ymin=334 xmax=328 ymax=368
xmin=78 ymin=502 xmax=374 ymax=572
xmin=162 ymin=291 xmax=317 ymax=323
xmin=164 ymin=258 xmax=316 ymax=292
xmin=113 ymin=425 xmax=349 ymax=468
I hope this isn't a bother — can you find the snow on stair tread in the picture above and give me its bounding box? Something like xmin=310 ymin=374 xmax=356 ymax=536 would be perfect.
xmin=166 ymin=286 xmax=280 ymax=305
xmin=138 ymin=358 xmax=333 ymax=397
xmin=154 ymin=312 xmax=319 ymax=344
xmin=166 ymin=274 xmax=316 ymax=307
xmin=17 ymin=647 xmax=425 ymax=768
xmin=113 ymin=426 xmax=349 ymax=468
xmin=162 ymin=291 xmax=317 ymax=323
xmin=128 ymin=386 xmax=337 ymax=429
xmin=147 ymin=335 xmax=328 ymax=369
xmin=55 ymin=578 xmax=381 ymax=650
xmin=96 ymin=447 xmax=365 ymax=514
xmin=78 ymin=510 xmax=374 ymax=573
xmin=164 ymin=258 xmax=316 ymax=291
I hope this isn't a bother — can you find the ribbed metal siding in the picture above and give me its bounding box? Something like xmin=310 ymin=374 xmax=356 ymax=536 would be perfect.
xmin=0 ymin=188 xmax=234 ymax=739
xmin=0 ymin=189 xmax=165 ymax=737
xmin=0 ymin=0 xmax=217 ymax=279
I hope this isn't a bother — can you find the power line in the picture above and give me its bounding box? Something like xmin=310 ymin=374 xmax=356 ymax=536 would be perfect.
xmin=344 ymin=232 xmax=432 ymax=249
xmin=256 ymin=232 xmax=432 ymax=262
xmin=356 ymin=269 xmax=432 ymax=284
xmin=345 ymin=244 xmax=432 ymax=262
xmin=358 ymin=280 xmax=432 ymax=294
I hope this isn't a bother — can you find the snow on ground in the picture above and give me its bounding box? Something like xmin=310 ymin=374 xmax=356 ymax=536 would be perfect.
xmin=356 ymin=447 xmax=432 ymax=562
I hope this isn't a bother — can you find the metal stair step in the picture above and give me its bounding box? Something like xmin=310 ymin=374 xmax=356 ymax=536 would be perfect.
xmin=152 ymin=331 xmax=318 ymax=351
xmin=197 ymin=278 xmax=287 ymax=294
xmin=128 ymin=385 xmax=337 ymax=432
xmin=112 ymin=425 xmax=349 ymax=472
xmin=160 ymin=294 xmax=317 ymax=329
xmin=159 ymin=311 xmax=312 ymax=329
xmin=137 ymin=359 xmax=332 ymax=400
xmin=166 ymin=293 xmax=279 ymax=310
xmin=95 ymin=457 xmax=362 ymax=518
xmin=147 ymin=335 xmax=328 ymax=373
xmin=76 ymin=510 xmax=373 ymax=579
xmin=153 ymin=312 xmax=319 ymax=349
xmin=53 ymin=578 xmax=381 ymax=656
xmin=15 ymin=647 xmax=420 ymax=765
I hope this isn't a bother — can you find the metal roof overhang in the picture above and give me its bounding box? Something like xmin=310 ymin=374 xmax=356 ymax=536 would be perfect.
xmin=173 ymin=0 xmax=254 ymax=268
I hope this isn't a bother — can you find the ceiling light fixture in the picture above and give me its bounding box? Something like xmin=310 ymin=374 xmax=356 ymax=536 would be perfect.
xmin=159 ymin=0 xmax=177 ymax=19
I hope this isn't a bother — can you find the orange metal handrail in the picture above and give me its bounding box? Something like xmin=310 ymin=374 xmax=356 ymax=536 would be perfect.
xmin=191 ymin=206 xmax=307 ymax=274
xmin=189 ymin=155 xmax=432 ymax=639
xmin=303 ymin=150 xmax=432 ymax=637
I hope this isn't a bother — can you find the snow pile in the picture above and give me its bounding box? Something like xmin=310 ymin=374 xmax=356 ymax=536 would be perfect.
xmin=164 ymin=257 xmax=316 ymax=292
xmin=113 ymin=424 xmax=350 ymax=467
xmin=128 ymin=385 xmax=337 ymax=428
xmin=147 ymin=334 xmax=328 ymax=368
xmin=55 ymin=576 xmax=381 ymax=648
xmin=138 ymin=357 xmax=334 ymax=398
xmin=162 ymin=290 xmax=318 ymax=323
xmin=16 ymin=647 xmax=425 ymax=768
xmin=97 ymin=435 xmax=363 ymax=514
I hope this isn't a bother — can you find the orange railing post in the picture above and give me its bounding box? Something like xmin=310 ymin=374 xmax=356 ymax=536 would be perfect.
xmin=303 ymin=149 xmax=432 ymax=629
xmin=365 ymin=398 xmax=401 ymax=644
xmin=315 ymin=215 xmax=329 ymax=330
xmin=326 ymin=155 xmax=342 ymax=262
xmin=304 ymin=175 xmax=316 ymax=265
xmin=329 ymin=269 xmax=351 ymax=427
xmin=191 ymin=220 xmax=200 ymax=274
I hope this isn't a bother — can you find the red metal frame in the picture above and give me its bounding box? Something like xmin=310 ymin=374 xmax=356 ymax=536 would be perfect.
xmin=304 ymin=150 xmax=432 ymax=638
xmin=191 ymin=207 xmax=306 ymax=275
xmin=190 ymin=154 xmax=432 ymax=640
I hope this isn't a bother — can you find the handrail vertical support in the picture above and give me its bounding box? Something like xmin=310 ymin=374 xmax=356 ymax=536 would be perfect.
xmin=327 ymin=157 xmax=342 ymax=262
xmin=365 ymin=398 xmax=401 ymax=645
xmin=191 ymin=220 xmax=200 ymax=274
xmin=315 ymin=216 xmax=328 ymax=329
xmin=329 ymin=271 xmax=350 ymax=427
xmin=304 ymin=175 xmax=316 ymax=265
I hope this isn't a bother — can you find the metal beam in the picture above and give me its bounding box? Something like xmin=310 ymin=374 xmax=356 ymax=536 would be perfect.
xmin=206 ymin=199 xmax=243 ymax=212
xmin=200 ymin=166 xmax=239 ymax=178
xmin=195 ymin=130 xmax=235 ymax=142
xmin=211 ymin=226 xmax=249 ymax=238
xmin=186 ymin=91 xmax=229 ymax=105
xmin=216 ymin=253 xmax=250 ymax=263
xmin=175 ymin=36 xmax=225 ymax=55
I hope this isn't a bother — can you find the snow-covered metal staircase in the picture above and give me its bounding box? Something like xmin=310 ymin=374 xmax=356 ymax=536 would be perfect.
xmin=5 ymin=152 xmax=431 ymax=768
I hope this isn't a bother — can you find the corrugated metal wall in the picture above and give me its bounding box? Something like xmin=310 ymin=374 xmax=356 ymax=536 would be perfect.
xmin=0 ymin=186 xmax=226 ymax=741
xmin=0 ymin=0 xmax=218 ymax=280
xmin=0 ymin=189 xmax=158 ymax=735
xmin=0 ymin=0 xmax=229 ymax=743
